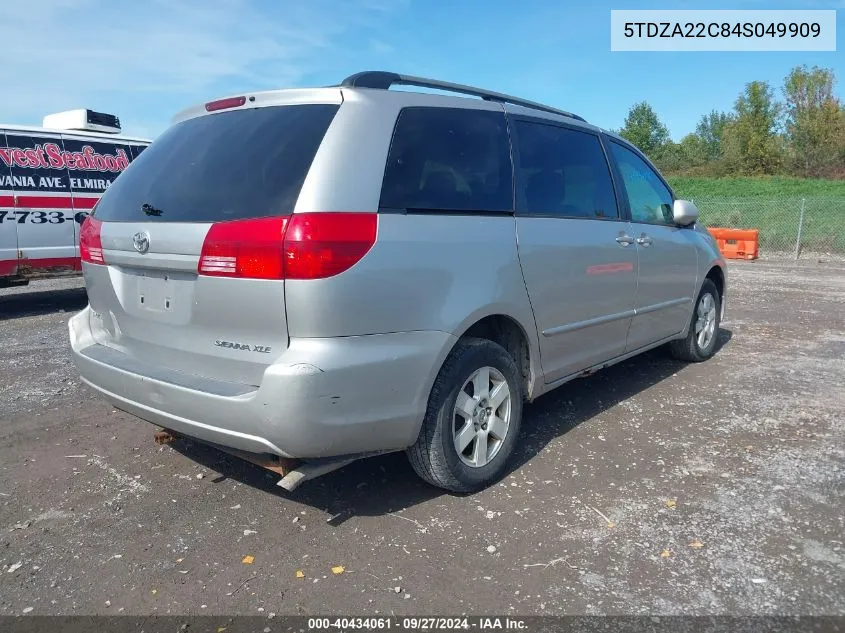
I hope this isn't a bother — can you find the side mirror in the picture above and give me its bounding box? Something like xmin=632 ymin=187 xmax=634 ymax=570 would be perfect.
xmin=673 ymin=199 xmax=698 ymax=226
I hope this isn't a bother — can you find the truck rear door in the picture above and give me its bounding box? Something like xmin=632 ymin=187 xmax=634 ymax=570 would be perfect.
xmin=0 ymin=130 xmax=19 ymax=277
xmin=4 ymin=131 xmax=76 ymax=274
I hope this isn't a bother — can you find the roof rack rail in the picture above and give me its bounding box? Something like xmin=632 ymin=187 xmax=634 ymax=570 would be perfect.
xmin=341 ymin=71 xmax=586 ymax=123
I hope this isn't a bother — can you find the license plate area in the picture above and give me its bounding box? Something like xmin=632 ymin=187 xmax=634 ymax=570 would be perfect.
xmin=139 ymin=270 xmax=174 ymax=312
xmin=110 ymin=266 xmax=195 ymax=326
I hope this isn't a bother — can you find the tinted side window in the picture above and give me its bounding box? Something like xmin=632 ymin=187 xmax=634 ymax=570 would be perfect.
xmin=514 ymin=121 xmax=618 ymax=219
xmin=380 ymin=107 xmax=512 ymax=213
xmin=94 ymin=104 xmax=338 ymax=222
xmin=1 ymin=133 xmax=70 ymax=193
xmin=609 ymin=142 xmax=674 ymax=225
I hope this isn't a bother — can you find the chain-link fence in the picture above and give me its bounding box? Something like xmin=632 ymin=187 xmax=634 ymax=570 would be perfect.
xmin=691 ymin=196 xmax=845 ymax=258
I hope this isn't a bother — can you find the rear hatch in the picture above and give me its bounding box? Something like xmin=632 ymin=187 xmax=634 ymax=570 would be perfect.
xmin=81 ymin=99 xmax=340 ymax=386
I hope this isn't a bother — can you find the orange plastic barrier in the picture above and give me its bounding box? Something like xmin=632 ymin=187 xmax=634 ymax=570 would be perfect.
xmin=708 ymin=227 xmax=759 ymax=260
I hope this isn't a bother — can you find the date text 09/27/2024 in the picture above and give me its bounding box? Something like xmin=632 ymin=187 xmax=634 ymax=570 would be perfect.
xmin=307 ymin=617 xmax=528 ymax=631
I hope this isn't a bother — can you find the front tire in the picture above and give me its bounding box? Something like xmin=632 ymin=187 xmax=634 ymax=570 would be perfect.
xmin=669 ymin=278 xmax=721 ymax=362
xmin=407 ymin=338 xmax=523 ymax=493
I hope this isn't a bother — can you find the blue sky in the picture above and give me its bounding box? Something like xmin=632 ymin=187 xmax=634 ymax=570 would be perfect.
xmin=1 ymin=0 xmax=842 ymax=141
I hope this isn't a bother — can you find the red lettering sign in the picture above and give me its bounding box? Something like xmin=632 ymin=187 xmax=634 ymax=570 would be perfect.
xmin=0 ymin=143 xmax=130 ymax=173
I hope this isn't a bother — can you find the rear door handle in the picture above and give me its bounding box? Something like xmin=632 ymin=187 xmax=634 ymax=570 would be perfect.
xmin=616 ymin=234 xmax=634 ymax=246
xmin=636 ymin=234 xmax=653 ymax=247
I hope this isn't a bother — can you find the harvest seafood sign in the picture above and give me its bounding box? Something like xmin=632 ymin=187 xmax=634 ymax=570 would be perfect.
xmin=0 ymin=142 xmax=129 ymax=172
xmin=0 ymin=139 xmax=139 ymax=193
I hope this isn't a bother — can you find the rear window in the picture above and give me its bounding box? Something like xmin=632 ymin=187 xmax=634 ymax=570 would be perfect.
xmin=379 ymin=107 xmax=513 ymax=213
xmin=93 ymin=104 xmax=339 ymax=223
xmin=514 ymin=121 xmax=619 ymax=220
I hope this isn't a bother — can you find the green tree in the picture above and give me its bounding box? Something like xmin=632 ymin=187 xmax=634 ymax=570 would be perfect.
xmin=694 ymin=110 xmax=732 ymax=160
xmin=722 ymin=81 xmax=783 ymax=175
xmin=653 ymin=135 xmax=709 ymax=174
xmin=679 ymin=133 xmax=711 ymax=167
xmin=652 ymin=141 xmax=685 ymax=173
xmin=619 ymin=102 xmax=670 ymax=157
xmin=783 ymin=65 xmax=845 ymax=177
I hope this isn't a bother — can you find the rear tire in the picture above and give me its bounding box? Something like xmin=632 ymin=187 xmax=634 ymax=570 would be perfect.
xmin=669 ymin=279 xmax=721 ymax=362
xmin=407 ymin=338 xmax=523 ymax=493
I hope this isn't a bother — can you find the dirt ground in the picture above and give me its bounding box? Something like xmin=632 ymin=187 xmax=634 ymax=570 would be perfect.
xmin=0 ymin=260 xmax=843 ymax=617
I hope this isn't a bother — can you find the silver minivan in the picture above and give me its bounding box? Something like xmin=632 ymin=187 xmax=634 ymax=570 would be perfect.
xmin=69 ymin=72 xmax=726 ymax=492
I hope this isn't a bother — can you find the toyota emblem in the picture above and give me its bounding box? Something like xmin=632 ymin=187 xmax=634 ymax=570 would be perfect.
xmin=133 ymin=231 xmax=150 ymax=254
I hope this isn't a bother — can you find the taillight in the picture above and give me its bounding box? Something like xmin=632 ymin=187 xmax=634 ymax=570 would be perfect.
xmin=79 ymin=216 xmax=105 ymax=264
xmin=198 ymin=216 xmax=288 ymax=279
xmin=205 ymin=96 xmax=246 ymax=112
xmin=283 ymin=213 xmax=377 ymax=280
xmin=197 ymin=213 xmax=377 ymax=280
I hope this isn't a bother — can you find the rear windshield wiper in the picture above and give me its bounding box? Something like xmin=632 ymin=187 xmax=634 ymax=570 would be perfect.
xmin=142 ymin=203 xmax=164 ymax=217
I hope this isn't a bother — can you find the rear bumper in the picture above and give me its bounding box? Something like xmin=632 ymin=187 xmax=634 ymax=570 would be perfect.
xmin=69 ymin=307 xmax=455 ymax=458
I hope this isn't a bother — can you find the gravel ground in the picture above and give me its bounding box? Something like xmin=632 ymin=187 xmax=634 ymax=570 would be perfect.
xmin=0 ymin=262 xmax=843 ymax=617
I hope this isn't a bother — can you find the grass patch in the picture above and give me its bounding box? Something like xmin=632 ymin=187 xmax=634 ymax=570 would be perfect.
xmin=667 ymin=176 xmax=845 ymax=199
xmin=665 ymin=177 xmax=845 ymax=253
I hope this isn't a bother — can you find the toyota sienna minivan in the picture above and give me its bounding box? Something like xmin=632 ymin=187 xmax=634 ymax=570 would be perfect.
xmin=69 ymin=71 xmax=726 ymax=493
